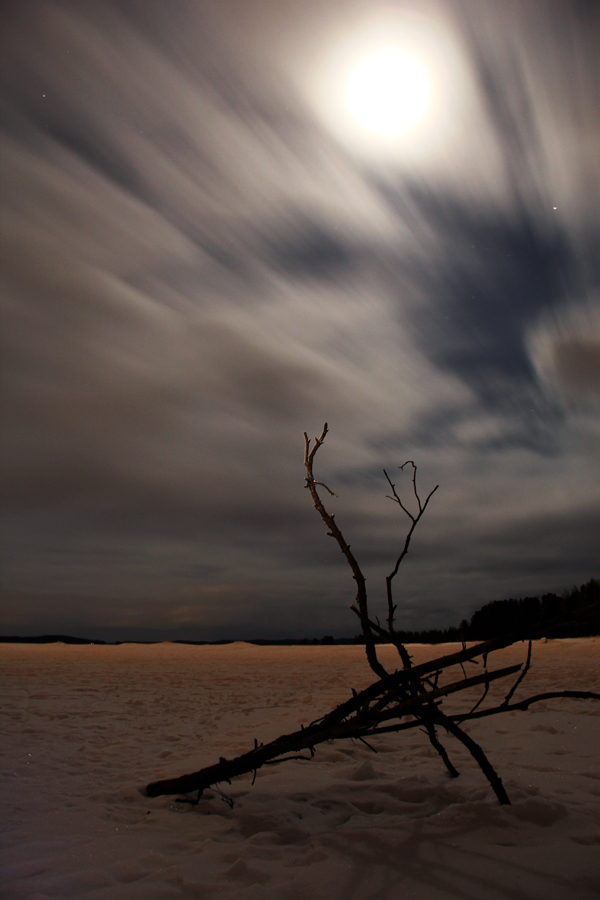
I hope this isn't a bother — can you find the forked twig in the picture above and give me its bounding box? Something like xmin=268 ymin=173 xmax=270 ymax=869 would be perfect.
xmin=384 ymin=463 xmax=438 ymax=666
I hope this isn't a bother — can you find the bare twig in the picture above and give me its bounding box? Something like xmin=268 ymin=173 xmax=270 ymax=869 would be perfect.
xmin=502 ymin=639 xmax=532 ymax=706
xmin=383 ymin=463 xmax=438 ymax=666
xmin=423 ymin=714 xmax=459 ymax=778
xmin=433 ymin=712 xmax=511 ymax=805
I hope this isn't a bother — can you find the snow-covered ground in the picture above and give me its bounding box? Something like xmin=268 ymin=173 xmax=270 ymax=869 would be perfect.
xmin=1 ymin=639 xmax=599 ymax=899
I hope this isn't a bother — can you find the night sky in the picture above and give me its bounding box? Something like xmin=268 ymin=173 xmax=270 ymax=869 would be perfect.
xmin=1 ymin=0 xmax=599 ymax=641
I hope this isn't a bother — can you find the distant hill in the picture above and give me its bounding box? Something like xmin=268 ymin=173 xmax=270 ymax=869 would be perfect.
xmin=0 ymin=634 xmax=106 ymax=645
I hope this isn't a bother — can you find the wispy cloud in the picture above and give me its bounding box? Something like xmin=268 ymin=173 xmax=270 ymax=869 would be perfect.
xmin=1 ymin=0 xmax=598 ymax=638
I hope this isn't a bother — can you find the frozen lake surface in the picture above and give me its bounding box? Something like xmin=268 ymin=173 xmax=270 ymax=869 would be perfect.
xmin=1 ymin=639 xmax=599 ymax=899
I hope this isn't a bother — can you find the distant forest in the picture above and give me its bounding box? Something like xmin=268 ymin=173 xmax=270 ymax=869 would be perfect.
xmin=367 ymin=578 xmax=600 ymax=645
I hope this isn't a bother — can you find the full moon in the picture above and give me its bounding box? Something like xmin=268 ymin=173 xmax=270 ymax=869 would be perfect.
xmin=304 ymin=11 xmax=469 ymax=160
xmin=345 ymin=49 xmax=430 ymax=137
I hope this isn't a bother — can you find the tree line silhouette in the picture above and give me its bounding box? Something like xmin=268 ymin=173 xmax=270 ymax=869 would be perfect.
xmin=353 ymin=578 xmax=599 ymax=645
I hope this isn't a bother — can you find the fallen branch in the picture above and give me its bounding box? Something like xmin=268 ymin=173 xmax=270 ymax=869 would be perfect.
xmin=146 ymin=672 xmax=600 ymax=802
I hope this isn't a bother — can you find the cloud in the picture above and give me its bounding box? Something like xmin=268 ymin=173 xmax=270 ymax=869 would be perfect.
xmin=528 ymin=297 xmax=600 ymax=401
xmin=1 ymin=0 xmax=599 ymax=638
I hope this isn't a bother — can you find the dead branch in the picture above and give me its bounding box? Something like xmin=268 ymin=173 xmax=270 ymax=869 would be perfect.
xmin=147 ymin=658 xmax=518 ymax=798
xmin=146 ymin=655 xmax=600 ymax=802
xmin=146 ymin=426 xmax=600 ymax=807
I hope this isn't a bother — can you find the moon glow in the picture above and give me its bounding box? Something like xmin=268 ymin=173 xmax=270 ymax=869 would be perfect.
xmin=305 ymin=12 xmax=470 ymax=162
xmin=345 ymin=49 xmax=430 ymax=137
